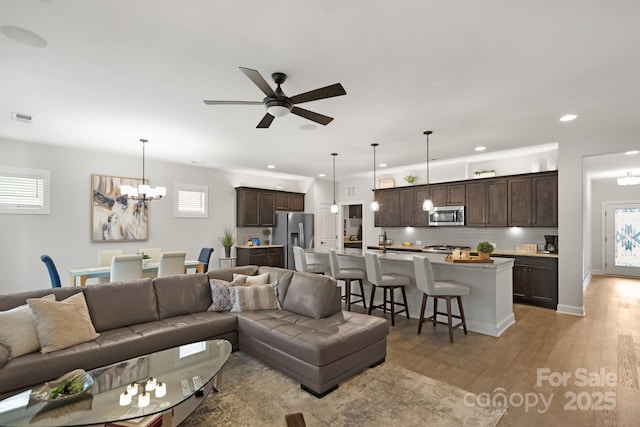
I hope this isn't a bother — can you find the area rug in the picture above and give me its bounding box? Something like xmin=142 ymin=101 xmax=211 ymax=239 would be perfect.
xmin=181 ymin=352 xmax=502 ymax=427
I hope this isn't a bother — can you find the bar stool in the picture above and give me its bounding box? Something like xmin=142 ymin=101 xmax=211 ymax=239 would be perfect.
xmin=413 ymin=256 xmax=470 ymax=343
xmin=292 ymin=246 xmax=327 ymax=274
xmin=364 ymin=252 xmax=410 ymax=326
xmin=328 ymin=249 xmax=366 ymax=311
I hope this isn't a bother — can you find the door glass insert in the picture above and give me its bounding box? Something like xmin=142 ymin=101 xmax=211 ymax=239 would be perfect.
xmin=614 ymin=207 xmax=640 ymax=268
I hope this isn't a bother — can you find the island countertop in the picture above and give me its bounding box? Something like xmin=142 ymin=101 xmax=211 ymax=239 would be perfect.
xmin=308 ymin=247 xmax=515 ymax=337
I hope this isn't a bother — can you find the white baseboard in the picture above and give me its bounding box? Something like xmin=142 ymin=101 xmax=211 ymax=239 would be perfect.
xmin=583 ymin=271 xmax=593 ymax=290
xmin=556 ymin=304 xmax=585 ymax=316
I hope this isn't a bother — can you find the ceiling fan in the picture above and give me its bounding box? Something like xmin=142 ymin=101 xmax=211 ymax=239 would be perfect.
xmin=203 ymin=67 xmax=346 ymax=128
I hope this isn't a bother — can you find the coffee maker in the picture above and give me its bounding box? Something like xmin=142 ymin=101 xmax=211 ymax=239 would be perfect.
xmin=544 ymin=235 xmax=558 ymax=253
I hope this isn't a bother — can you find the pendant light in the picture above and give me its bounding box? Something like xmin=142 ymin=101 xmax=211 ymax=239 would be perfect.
xmin=370 ymin=143 xmax=380 ymax=211
xmin=120 ymin=139 xmax=166 ymax=201
xmin=422 ymin=131 xmax=434 ymax=211
xmin=330 ymin=153 xmax=339 ymax=213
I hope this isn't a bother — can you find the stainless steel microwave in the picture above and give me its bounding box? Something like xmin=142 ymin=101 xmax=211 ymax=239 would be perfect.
xmin=428 ymin=206 xmax=465 ymax=226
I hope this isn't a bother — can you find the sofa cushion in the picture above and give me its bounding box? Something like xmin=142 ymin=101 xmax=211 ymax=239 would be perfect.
xmin=208 ymin=276 xmax=246 ymax=312
xmin=0 ymin=288 xmax=82 ymax=311
xmin=84 ymin=279 xmax=159 ymax=332
xmin=0 ymin=344 xmax=7 ymax=369
xmin=153 ymin=274 xmax=211 ymax=319
xmin=27 ymin=293 xmax=100 ymax=353
xmin=282 ymin=272 xmax=340 ymax=319
xmin=0 ymin=294 xmax=55 ymax=358
xmin=207 ymin=266 xmax=259 ymax=282
xmin=230 ymin=284 xmax=279 ymax=312
xmin=257 ymin=267 xmax=294 ymax=305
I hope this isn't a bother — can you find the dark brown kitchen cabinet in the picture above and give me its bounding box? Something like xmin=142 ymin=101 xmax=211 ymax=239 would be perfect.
xmin=413 ymin=187 xmax=430 ymax=226
xmin=399 ymin=188 xmax=416 ymax=226
xmin=373 ymin=189 xmax=400 ymax=227
xmin=237 ymin=187 xmax=304 ymax=227
xmin=509 ymin=256 xmax=558 ymax=309
xmin=430 ymin=183 xmax=465 ymax=207
xmin=508 ymin=171 xmax=557 ymax=227
xmin=348 ymin=204 xmax=362 ymax=218
xmin=466 ymin=179 xmax=508 ymax=227
xmin=237 ymin=246 xmax=284 ymax=268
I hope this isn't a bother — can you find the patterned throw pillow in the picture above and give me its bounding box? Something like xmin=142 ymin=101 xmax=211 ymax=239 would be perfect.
xmin=27 ymin=293 xmax=100 ymax=354
xmin=208 ymin=276 xmax=247 ymax=312
xmin=229 ymin=284 xmax=279 ymax=312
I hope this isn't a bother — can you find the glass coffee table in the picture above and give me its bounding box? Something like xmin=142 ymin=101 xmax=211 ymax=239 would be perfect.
xmin=0 ymin=339 xmax=231 ymax=427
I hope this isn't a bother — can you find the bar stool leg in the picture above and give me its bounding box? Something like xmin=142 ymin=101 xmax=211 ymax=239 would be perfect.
xmin=418 ymin=293 xmax=427 ymax=334
xmin=357 ymin=279 xmax=367 ymax=309
xmin=368 ymin=285 xmax=377 ymax=315
xmin=457 ymin=296 xmax=468 ymax=334
xmin=432 ymin=297 xmax=438 ymax=327
xmin=389 ymin=287 xmax=396 ymax=326
xmin=345 ymin=278 xmax=352 ymax=311
xmin=400 ymin=286 xmax=410 ymax=319
xmin=445 ymin=296 xmax=454 ymax=343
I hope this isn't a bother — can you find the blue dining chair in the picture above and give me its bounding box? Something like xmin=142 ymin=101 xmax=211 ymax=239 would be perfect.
xmin=198 ymin=247 xmax=214 ymax=273
xmin=40 ymin=255 xmax=62 ymax=288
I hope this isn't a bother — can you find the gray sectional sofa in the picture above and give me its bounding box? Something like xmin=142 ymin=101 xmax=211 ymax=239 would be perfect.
xmin=0 ymin=265 xmax=388 ymax=399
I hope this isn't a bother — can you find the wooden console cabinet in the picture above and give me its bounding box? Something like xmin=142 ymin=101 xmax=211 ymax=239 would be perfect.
xmin=236 ymin=246 xmax=284 ymax=268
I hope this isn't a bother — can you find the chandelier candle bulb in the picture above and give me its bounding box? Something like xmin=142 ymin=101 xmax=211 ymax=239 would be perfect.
xmin=119 ymin=391 xmax=131 ymax=406
xmin=138 ymin=391 xmax=150 ymax=408
xmin=145 ymin=377 xmax=157 ymax=392
xmin=155 ymin=382 xmax=166 ymax=398
xmin=126 ymin=382 xmax=139 ymax=395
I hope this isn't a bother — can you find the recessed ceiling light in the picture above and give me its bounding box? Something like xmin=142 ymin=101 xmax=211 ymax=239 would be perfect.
xmin=318 ymin=173 xmax=326 ymax=177
xmin=267 ymin=165 xmax=275 ymax=169
xmin=559 ymin=114 xmax=577 ymax=122
xmin=1 ymin=25 xmax=47 ymax=48
xmin=625 ymin=150 xmax=639 ymax=155
xmin=379 ymin=163 xmax=387 ymax=167
xmin=475 ymin=146 xmax=486 ymax=151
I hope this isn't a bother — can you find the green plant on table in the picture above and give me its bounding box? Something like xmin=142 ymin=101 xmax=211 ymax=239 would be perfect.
xmin=262 ymin=229 xmax=271 ymax=238
xmin=476 ymin=241 xmax=495 ymax=254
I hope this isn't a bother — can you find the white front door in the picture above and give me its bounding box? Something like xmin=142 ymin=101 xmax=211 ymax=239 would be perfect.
xmin=605 ymin=202 xmax=640 ymax=277
xmin=318 ymin=202 xmax=336 ymax=249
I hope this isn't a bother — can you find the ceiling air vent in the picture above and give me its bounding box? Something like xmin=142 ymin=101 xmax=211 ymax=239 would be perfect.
xmin=12 ymin=112 xmax=33 ymax=123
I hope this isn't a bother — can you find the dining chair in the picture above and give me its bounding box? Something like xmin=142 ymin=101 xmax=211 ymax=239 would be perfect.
xmin=413 ymin=256 xmax=470 ymax=343
xmin=97 ymin=249 xmax=124 ymax=283
xmin=197 ymin=247 xmax=214 ymax=273
xmin=292 ymin=246 xmax=327 ymax=274
xmin=110 ymin=254 xmax=143 ymax=282
xmin=40 ymin=255 xmax=61 ymax=288
xmin=157 ymin=251 xmax=187 ymax=277
xmin=138 ymin=247 xmax=161 ymax=262
xmin=328 ymin=249 xmax=366 ymax=311
xmin=364 ymin=252 xmax=410 ymax=326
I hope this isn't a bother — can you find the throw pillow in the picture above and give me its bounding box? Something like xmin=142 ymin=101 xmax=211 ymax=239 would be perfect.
xmin=229 ymin=284 xmax=279 ymax=312
xmin=0 ymin=294 xmax=55 ymax=358
xmin=207 ymin=276 xmax=247 ymax=312
xmin=233 ymin=272 xmax=270 ymax=286
xmin=27 ymin=293 xmax=100 ymax=353
xmin=0 ymin=344 xmax=8 ymax=369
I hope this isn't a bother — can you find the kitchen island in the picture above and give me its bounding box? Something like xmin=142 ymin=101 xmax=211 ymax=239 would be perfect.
xmin=307 ymin=248 xmax=515 ymax=337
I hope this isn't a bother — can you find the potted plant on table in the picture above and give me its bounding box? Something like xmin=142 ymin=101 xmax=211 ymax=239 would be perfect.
xmin=476 ymin=241 xmax=494 ymax=260
xmin=262 ymin=228 xmax=271 ymax=245
xmin=220 ymin=225 xmax=235 ymax=258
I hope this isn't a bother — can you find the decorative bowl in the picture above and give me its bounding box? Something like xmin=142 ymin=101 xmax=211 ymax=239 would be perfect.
xmin=31 ymin=369 xmax=94 ymax=402
xmin=402 ymin=242 xmax=411 ymax=247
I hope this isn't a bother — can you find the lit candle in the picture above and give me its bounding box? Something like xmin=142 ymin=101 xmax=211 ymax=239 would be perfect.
xmin=119 ymin=391 xmax=131 ymax=406
xmin=155 ymin=382 xmax=166 ymax=398
xmin=127 ymin=383 xmax=139 ymax=395
xmin=145 ymin=377 xmax=157 ymax=392
xmin=138 ymin=391 xmax=150 ymax=408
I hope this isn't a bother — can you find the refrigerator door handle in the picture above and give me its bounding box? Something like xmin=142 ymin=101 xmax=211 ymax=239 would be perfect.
xmin=299 ymin=222 xmax=304 ymax=249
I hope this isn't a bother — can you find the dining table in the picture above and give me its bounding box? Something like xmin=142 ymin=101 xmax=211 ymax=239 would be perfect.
xmin=68 ymin=260 xmax=204 ymax=287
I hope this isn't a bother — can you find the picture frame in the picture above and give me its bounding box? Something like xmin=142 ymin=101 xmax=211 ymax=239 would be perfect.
xmin=251 ymin=237 xmax=261 ymax=246
xmin=378 ymin=178 xmax=395 ymax=189
xmin=92 ymin=174 xmax=149 ymax=242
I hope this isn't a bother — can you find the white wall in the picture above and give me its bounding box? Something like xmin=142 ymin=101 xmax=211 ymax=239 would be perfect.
xmin=0 ymin=138 xmax=315 ymax=292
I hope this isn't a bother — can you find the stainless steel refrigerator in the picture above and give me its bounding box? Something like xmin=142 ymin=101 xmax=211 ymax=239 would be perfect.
xmin=272 ymin=212 xmax=314 ymax=270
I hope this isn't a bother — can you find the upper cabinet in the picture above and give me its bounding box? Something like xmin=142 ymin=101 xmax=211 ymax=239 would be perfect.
xmin=348 ymin=204 xmax=363 ymax=219
xmin=508 ymin=172 xmax=557 ymax=227
xmin=466 ymin=179 xmax=508 ymax=227
xmin=236 ymin=187 xmax=305 ymax=227
xmin=373 ymin=188 xmax=400 ymax=227
xmin=429 ymin=183 xmax=466 ymax=206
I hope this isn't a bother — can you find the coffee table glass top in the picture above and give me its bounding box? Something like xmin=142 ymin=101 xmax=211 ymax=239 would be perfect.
xmin=0 ymin=339 xmax=232 ymax=426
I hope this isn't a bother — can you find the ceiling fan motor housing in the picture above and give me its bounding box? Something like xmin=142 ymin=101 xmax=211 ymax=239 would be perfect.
xmin=264 ymin=97 xmax=293 ymax=116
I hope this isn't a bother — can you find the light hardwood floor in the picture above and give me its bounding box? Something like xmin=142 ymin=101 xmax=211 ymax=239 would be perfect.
xmin=349 ymin=275 xmax=640 ymax=426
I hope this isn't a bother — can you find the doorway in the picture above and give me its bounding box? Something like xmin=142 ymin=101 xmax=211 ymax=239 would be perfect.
xmin=342 ymin=204 xmax=363 ymax=249
xmin=605 ymin=202 xmax=640 ymax=277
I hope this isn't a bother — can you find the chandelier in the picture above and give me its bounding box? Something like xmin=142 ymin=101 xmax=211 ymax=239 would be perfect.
xmin=120 ymin=139 xmax=166 ymax=201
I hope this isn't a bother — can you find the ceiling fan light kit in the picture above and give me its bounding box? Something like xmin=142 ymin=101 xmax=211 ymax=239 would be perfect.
xmin=203 ymin=67 xmax=346 ymax=128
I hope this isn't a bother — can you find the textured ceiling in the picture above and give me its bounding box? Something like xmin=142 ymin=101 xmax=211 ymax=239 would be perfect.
xmin=1 ymin=1 xmax=639 ymax=179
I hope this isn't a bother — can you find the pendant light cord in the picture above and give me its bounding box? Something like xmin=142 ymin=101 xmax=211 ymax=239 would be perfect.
xmin=332 ymin=153 xmax=337 ymax=203
xmin=140 ymin=138 xmax=147 ymax=183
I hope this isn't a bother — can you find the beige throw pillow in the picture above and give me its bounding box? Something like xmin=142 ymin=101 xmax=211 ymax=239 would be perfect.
xmin=233 ymin=272 xmax=270 ymax=286
xmin=0 ymin=294 xmax=55 ymax=358
xmin=27 ymin=293 xmax=100 ymax=353
xmin=229 ymin=284 xmax=279 ymax=312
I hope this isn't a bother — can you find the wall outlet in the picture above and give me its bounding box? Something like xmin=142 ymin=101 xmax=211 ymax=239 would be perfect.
xmin=416 ymin=240 xmax=422 ymax=245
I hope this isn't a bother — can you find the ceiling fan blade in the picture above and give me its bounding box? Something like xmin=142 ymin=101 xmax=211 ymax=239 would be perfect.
xmin=289 ymin=83 xmax=346 ymax=105
xmin=291 ymin=107 xmax=334 ymax=126
xmin=203 ymin=100 xmax=263 ymax=105
xmin=257 ymin=113 xmax=275 ymax=128
xmin=239 ymin=67 xmax=277 ymax=98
